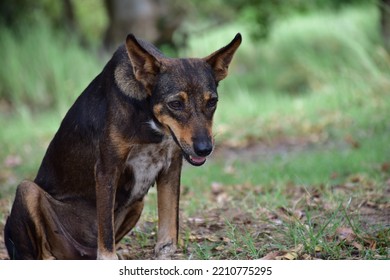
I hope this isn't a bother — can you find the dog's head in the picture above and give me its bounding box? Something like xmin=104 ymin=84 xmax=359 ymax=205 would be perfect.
xmin=125 ymin=34 xmax=241 ymax=166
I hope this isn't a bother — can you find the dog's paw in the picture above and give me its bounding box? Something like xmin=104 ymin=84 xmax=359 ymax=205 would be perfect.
xmin=154 ymin=241 xmax=177 ymax=260
xmin=97 ymin=251 xmax=118 ymax=260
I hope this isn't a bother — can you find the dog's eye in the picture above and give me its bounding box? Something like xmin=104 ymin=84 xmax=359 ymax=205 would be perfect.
xmin=168 ymin=100 xmax=184 ymax=110
xmin=207 ymin=97 xmax=218 ymax=108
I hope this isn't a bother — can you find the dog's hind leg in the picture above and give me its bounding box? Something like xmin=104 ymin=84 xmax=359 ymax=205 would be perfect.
xmin=114 ymin=200 xmax=144 ymax=243
xmin=4 ymin=180 xmax=56 ymax=259
xmin=4 ymin=180 xmax=90 ymax=259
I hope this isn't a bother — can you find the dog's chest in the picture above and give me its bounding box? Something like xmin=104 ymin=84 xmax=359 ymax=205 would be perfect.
xmin=124 ymin=139 xmax=175 ymax=203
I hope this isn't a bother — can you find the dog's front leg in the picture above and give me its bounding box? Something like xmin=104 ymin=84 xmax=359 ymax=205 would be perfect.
xmin=95 ymin=160 xmax=119 ymax=260
xmin=154 ymin=153 xmax=182 ymax=259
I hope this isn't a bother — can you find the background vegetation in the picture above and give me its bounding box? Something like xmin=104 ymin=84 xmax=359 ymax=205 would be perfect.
xmin=0 ymin=0 xmax=389 ymax=259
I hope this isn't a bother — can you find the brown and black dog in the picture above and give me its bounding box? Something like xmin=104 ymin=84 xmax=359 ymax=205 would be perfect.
xmin=4 ymin=33 xmax=241 ymax=259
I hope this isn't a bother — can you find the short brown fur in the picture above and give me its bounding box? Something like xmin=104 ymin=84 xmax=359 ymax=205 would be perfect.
xmin=4 ymin=33 xmax=241 ymax=259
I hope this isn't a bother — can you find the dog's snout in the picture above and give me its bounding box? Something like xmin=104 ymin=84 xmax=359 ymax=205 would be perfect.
xmin=193 ymin=138 xmax=213 ymax=157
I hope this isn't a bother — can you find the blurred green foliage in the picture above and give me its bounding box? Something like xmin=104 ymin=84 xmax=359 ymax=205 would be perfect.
xmin=0 ymin=0 xmax=373 ymax=44
xmin=0 ymin=0 xmax=386 ymax=111
xmin=0 ymin=21 xmax=104 ymax=113
xmin=0 ymin=0 xmax=108 ymax=46
xmin=185 ymin=0 xmax=371 ymax=40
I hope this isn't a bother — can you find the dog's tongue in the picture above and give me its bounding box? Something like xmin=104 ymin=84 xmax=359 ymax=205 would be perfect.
xmin=190 ymin=155 xmax=206 ymax=164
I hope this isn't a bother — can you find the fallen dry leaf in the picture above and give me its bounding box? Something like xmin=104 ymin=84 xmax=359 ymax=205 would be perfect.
xmin=336 ymin=227 xmax=356 ymax=243
xmin=211 ymin=182 xmax=224 ymax=195
xmin=352 ymin=241 xmax=364 ymax=251
xmin=216 ymin=192 xmax=230 ymax=205
xmin=206 ymin=235 xmax=220 ymax=242
xmin=292 ymin=244 xmax=304 ymax=254
xmin=188 ymin=217 xmax=206 ymax=226
xmin=277 ymin=207 xmax=305 ymax=222
xmin=260 ymin=251 xmax=284 ymax=260
xmin=214 ymin=245 xmax=225 ymax=251
xmin=260 ymin=244 xmax=304 ymax=260
xmin=222 ymin=237 xmax=231 ymax=243
xmin=281 ymin=251 xmax=298 ymax=260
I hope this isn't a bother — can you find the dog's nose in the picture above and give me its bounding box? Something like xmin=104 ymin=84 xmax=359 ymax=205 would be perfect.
xmin=193 ymin=139 xmax=213 ymax=157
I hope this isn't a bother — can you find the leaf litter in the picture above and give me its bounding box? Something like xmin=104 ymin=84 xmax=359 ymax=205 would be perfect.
xmin=0 ymin=134 xmax=388 ymax=260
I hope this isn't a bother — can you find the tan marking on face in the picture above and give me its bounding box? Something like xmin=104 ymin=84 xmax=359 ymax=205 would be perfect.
xmin=203 ymin=92 xmax=211 ymax=102
xmin=153 ymin=104 xmax=163 ymax=114
xmin=178 ymin=91 xmax=188 ymax=103
xmin=153 ymin=104 xmax=174 ymax=130
xmin=177 ymin=124 xmax=193 ymax=146
xmin=161 ymin=115 xmax=192 ymax=143
xmin=153 ymin=104 xmax=165 ymax=128
xmin=153 ymin=97 xmax=215 ymax=154
xmin=153 ymin=106 xmax=193 ymax=147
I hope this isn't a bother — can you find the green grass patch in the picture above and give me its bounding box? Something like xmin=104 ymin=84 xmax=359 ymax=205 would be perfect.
xmin=0 ymin=21 xmax=104 ymax=113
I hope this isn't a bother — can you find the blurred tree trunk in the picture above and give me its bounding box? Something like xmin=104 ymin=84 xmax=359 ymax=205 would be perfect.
xmin=62 ymin=0 xmax=77 ymax=32
xmin=62 ymin=0 xmax=76 ymax=30
xmin=103 ymin=0 xmax=186 ymax=53
xmin=380 ymin=0 xmax=390 ymax=52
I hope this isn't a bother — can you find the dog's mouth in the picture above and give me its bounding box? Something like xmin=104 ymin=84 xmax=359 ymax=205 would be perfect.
xmin=183 ymin=153 xmax=207 ymax=166
xmin=168 ymin=127 xmax=208 ymax=167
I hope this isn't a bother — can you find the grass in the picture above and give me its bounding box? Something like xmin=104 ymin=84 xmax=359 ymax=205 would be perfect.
xmin=0 ymin=21 xmax=105 ymax=114
xmin=0 ymin=4 xmax=389 ymax=259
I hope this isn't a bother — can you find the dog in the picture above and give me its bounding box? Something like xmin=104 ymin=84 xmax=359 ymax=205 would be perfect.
xmin=4 ymin=33 xmax=241 ymax=259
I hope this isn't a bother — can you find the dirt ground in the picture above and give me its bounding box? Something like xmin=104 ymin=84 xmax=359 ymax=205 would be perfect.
xmin=0 ymin=141 xmax=389 ymax=260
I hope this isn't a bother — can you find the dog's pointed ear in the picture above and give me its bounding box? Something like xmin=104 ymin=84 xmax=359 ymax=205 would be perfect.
xmin=204 ymin=33 xmax=242 ymax=82
xmin=125 ymin=34 xmax=160 ymax=92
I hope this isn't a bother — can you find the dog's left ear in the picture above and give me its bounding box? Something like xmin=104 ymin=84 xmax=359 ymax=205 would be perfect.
xmin=125 ymin=34 xmax=161 ymax=92
xmin=204 ymin=33 xmax=242 ymax=82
